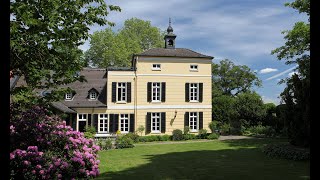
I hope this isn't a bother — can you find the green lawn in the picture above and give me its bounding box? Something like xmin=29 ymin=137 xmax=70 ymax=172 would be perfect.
xmin=96 ymin=138 xmax=310 ymax=180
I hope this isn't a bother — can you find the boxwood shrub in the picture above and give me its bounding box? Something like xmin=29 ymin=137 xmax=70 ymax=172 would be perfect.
xmin=207 ymin=133 xmax=220 ymax=140
xmin=172 ymin=129 xmax=184 ymax=141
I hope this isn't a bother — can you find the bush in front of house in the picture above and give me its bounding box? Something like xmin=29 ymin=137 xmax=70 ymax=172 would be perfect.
xmin=207 ymin=133 xmax=220 ymax=140
xmin=262 ymin=143 xmax=310 ymax=161
xmin=10 ymin=105 xmax=100 ymax=179
xmin=123 ymin=132 xmax=140 ymax=143
xmin=115 ymin=136 xmax=134 ymax=149
xmin=197 ymin=129 xmax=208 ymax=139
xmin=172 ymin=129 xmax=184 ymax=141
xmin=159 ymin=135 xmax=171 ymax=141
xmin=84 ymin=126 xmax=96 ymax=139
xmin=183 ymin=134 xmax=197 ymax=140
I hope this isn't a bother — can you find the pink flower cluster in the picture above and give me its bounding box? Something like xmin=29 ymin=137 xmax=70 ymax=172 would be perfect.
xmin=10 ymin=105 xmax=101 ymax=179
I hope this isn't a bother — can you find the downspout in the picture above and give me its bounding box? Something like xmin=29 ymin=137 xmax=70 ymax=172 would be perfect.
xmin=134 ymin=56 xmax=138 ymax=132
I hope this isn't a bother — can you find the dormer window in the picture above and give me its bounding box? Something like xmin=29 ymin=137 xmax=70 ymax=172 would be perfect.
xmin=65 ymin=93 xmax=73 ymax=100
xmin=89 ymin=92 xmax=97 ymax=100
xmin=152 ymin=64 xmax=161 ymax=70
xmin=190 ymin=65 xmax=198 ymax=71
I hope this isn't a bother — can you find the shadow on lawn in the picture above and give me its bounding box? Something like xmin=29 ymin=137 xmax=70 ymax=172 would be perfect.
xmin=96 ymin=139 xmax=309 ymax=180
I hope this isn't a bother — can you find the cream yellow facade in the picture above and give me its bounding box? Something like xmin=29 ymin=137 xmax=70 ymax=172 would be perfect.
xmin=100 ymin=56 xmax=212 ymax=135
xmin=67 ymin=22 xmax=214 ymax=136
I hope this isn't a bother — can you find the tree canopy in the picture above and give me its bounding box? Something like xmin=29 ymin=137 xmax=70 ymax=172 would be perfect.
xmin=271 ymin=0 xmax=310 ymax=147
xmin=10 ymin=0 xmax=120 ymax=88
xmin=212 ymin=59 xmax=262 ymax=97
xmin=84 ymin=18 xmax=165 ymax=67
xmin=10 ymin=0 xmax=120 ymax=106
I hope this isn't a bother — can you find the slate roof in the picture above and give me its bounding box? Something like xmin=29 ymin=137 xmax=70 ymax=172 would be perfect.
xmin=58 ymin=68 xmax=107 ymax=108
xmin=135 ymin=48 xmax=213 ymax=59
xmin=13 ymin=68 xmax=108 ymax=112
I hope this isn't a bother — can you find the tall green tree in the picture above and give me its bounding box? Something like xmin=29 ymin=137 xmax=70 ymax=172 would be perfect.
xmin=10 ymin=0 xmax=120 ymax=106
xmin=271 ymin=0 xmax=310 ymax=147
xmin=212 ymin=59 xmax=262 ymax=97
xmin=234 ymin=92 xmax=267 ymax=127
xmin=85 ymin=18 xmax=165 ymax=67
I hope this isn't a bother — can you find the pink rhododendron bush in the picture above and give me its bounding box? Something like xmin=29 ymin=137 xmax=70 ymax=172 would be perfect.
xmin=10 ymin=105 xmax=100 ymax=179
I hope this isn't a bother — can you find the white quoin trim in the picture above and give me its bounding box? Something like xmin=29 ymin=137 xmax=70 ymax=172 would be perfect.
xmin=108 ymin=105 xmax=212 ymax=110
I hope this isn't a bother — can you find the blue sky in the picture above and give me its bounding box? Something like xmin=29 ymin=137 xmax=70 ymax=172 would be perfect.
xmin=79 ymin=0 xmax=308 ymax=105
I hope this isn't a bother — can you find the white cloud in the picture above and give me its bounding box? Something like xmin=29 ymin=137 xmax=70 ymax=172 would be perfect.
xmin=262 ymin=96 xmax=280 ymax=105
xmin=260 ymin=68 xmax=278 ymax=74
xmin=266 ymin=65 xmax=298 ymax=81
xmin=288 ymin=71 xmax=300 ymax=77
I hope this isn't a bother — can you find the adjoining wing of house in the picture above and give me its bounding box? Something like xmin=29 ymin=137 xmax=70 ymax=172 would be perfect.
xmin=13 ymin=22 xmax=214 ymax=137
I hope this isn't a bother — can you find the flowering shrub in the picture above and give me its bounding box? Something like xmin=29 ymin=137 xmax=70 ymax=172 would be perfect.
xmin=10 ymin=105 xmax=101 ymax=179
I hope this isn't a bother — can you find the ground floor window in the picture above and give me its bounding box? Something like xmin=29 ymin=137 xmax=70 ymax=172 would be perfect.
xmin=151 ymin=112 xmax=161 ymax=133
xmin=189 ymin=112 xmax=198 ymax=132
xmin=120 ymin=114 xmax=129 ymax=133
xmin=77 ymin=114 xmax=87 ymax=132
xmin=99 ymin=114 xmax=108 ymax=133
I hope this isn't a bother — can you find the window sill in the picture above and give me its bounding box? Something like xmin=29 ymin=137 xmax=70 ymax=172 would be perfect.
xmin=151 ymin=131 xmax=161 ymax=134
xmin=116 ymin=101 xmax=127 ymax=104
xmin=189 ymin=70 xmax=198 ymax=72
xmin=190 ymin=130 xmax=198 ymax=133
xmin=151 ymin=101 xmax=162 ymax=103
xmin=189 ymin=101 xmax=200 ymax=103
xmin=151 ymin=69 xmax=161 ymax=71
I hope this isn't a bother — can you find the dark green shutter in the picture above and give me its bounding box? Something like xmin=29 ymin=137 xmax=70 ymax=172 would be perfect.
xmin=199 ymin=112 xmax=203 ymax=130
xmin=88 ymin=114 xmax=92 ymax=127
xmin=184 ymin=112 xmax=189 ymax=127
xmin=109 ymin=114 xmax=115 ymax=132
xmin=147 ymin=82 xmax=151 ymax=102
xmin=161 ymin=82 xmax=166 ymax=102
xmin=146 ymin=113 xmax=151 ymax=134
xmin=114 ymin=114 xmax=119 ymax=132
xmin=112 ymin=82 xmax=116 ymax=102
xmin=127 ymin=82 xmax=131 ymax=103
xmin=161 ymin=112 xmax=166 ymax=133
xmin=130 ymin=114 xmax=135 ymax=132
xmin=93 ymin=114 xmax=98 ymax=133
xmin=199 ymin=83 xmax=203 ymax=102
xmin=185 ymin=83 xmax=189 ymax=102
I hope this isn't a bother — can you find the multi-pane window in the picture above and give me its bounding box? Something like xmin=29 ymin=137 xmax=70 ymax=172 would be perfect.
xmin=120 ymin=114 xmax=129 ymax=133
xmin=152 ymin=82 xmax=161 ymax=102
xmin=78 ymin=114 xmax=87 ymax=121
xmin=77 ymin=114 xmax=87 ymax=132
xmin=189 ymin=83 xmax=199 ymax=101
xmin=189 ymin=112 xmax=198 ymax=131
xmin=65 ymin=93 xmax=73 ymax=100
xmin=99 ymin=114 xmax=108 ymax=133
xmin=117 ymin=83 xmax=127 ymax=102
xmin=89 ymin=92 xmax=97 ymax=100
xmin=190 ymin=65 xmax=198 ymax=71
xmin=152 ymin=64 xmax=161 ymax=70
xmin=151 ymin=113 xmax=161 ymax=132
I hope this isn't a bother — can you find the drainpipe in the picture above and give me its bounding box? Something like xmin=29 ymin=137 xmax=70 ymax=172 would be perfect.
xmin=134 ymin=56 xmax=138 ymax=132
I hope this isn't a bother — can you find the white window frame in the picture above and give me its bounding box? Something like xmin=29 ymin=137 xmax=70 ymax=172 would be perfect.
xmin=189 ymin=112 xmax=198 ymax=132
xmin=65 ymin=93 xmax=73 ymax=100
xmin=189 ymin=83 xmax=199 ymax=102
xmin=120 ymin=114 xmax=129 ymax=133
xmin=151 ymin=112 xmax=161 ymax=133
xmin=190 ymin=64 xmax=198 ymax=71
xmin=98 ymin=114 xmax=108 ymax=133
xmin=89 ymin=91 xmax=97 ymax=100
xmin=117 ymin=82 xmax=127 ymax=102
xmin=152 ymin=82 xmax=161 ymax=102
xmin=77 ymin=114 xmax=87 ymax=132
xmin=152 ymin=64 xmax=161 ymax=71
